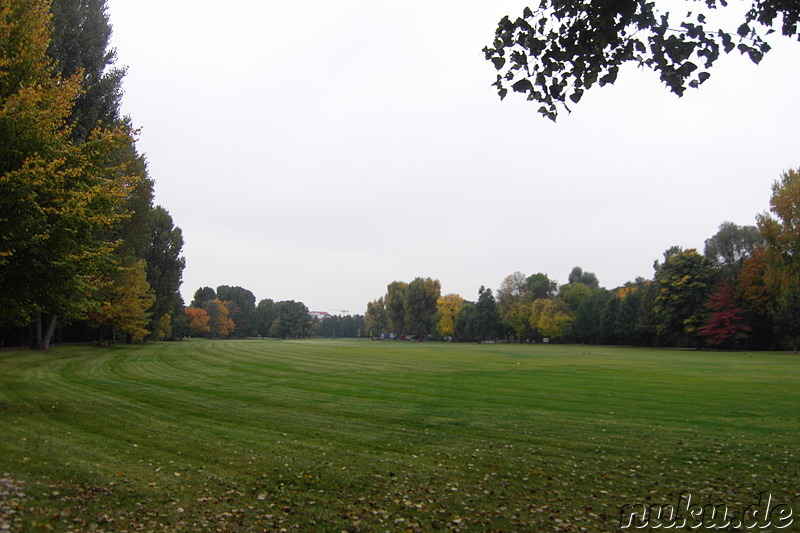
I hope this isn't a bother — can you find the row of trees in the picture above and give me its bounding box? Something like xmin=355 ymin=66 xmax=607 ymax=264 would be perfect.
xmin=182 ymin=286 xmax=365 ymax=340
xmin=0 ymin=0 xmax=186 ymax=348
xmin=365 ymin=169 xmax=800 ymax=350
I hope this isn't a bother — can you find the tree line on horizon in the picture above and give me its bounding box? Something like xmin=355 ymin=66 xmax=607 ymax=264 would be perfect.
xmin=366 ymin=169 xmax=800 ymax=351
xmin=181 ymin=285 xmax=365 ymax=340
xmin=0 ymin=0 xmax=185 ymax=349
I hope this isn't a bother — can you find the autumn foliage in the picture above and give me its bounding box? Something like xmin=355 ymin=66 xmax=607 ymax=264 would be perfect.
xmin=185 ymin=307 xmax=210 ymax=336
xmin=88 ymin=260 xmax=155 ymax=343
xmin=436 ymin=294 xmax=464 ymax=337
xmin=697 ymin=281 xmax=751 ymax=346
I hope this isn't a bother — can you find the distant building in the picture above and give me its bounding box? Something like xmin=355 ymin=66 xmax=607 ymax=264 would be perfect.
xmin=309 ymin=311 xmax=333 ymax=320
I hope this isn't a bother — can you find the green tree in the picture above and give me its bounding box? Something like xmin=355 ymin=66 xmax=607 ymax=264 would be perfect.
xmin=252 ymin=298 xmax=276 ymax=337
xmin=773 ymin=288 xmax=800 ymax=352
xmin=484 ymin=0 xmax=798 ymax=120
xmin=403 ymin=277 xmax=441 ymax=338
xmin=453 ymin=301 xmax=476 ymax=341
xmin=567 ymin=266 xmax=599 ymax=288
xmin=601 ymin=286 xmax=641 ymax=345
xmin=203 ymin=299 xmax=234 ymax=337
xmin=191 ymin=287 xmax=217 ymax=309
xmin=317 ymin=315 xmax=365 ymax=338
xmin=385 ymin=281 xmax=407 ymax=333
xmin=365 ymin=297 xmax=388 ymax=337
xmin=525 ymin=273 xmax=558 ymax=300
xmin=466 ymin=286 xmax=502 ymax=341
xmin=654 ymin=249 xmax=717 ymax=347
xmin=216 ymin=285 xmax=256 ymax=337
xmin=704 ymin=222 xmax=762 ymax=280
xmin=558 ymin=282 xmax=596 ymax=312
xmin=270 ymin=301 xmax=313 ymax=339
xmin=48 ymin=0 xmax=125 ymax=142
xmin=574 ymin=289 xmax=611 ymax=344
xmin=634 ymin=279 xmax=660 ymax=347
xmin=143 ymin=206 xmax=185 ymax=337
xmin=497 ymin=271 xmax=534 ymax=342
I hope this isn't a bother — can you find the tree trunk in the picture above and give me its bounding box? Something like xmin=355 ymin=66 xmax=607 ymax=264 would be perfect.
xmin=35 ymin=313 xmax=58 ymax=350
xmin=41 ymin=315 xmax=57 ymax=350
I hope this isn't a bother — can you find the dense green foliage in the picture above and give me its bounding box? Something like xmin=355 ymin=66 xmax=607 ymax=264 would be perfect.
xmin=48 ymin=0 xmax=125 ymax=142
xmin=366 ymin=278 xmax=441 ymax=339
xmin=0 ymin=339 xmax=797 ymax=531
xmin=704 ymin=222 xmax=763 ymax=279
xmin=316 ymin=314 xmax=365 ymax=338
xmin=654 ymin=249 xmax=717 ymax=345
xmin=463 ymin=286 xmax=503 ymax=341
xmin=144 ymin=207 xmax=186 ymax=337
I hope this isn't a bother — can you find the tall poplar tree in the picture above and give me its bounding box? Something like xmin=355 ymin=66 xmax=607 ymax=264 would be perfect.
xmin=144 ymin=207 xmax=186 ymax=337
xmin=404 ymin=277 xmax=441 ymax=338
xmin=48 ymin=0 xmax=125 ymax=141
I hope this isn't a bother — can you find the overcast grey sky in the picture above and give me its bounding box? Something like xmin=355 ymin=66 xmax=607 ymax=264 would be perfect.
xmin=106 ymin=0 xmax=800 ymax=315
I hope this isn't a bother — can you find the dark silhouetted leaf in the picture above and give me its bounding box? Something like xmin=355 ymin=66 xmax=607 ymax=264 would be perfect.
xmin=737 ymin=23 xmax=750 ymax=37
xmin=512 ymin=79 xmax=533 ymax=93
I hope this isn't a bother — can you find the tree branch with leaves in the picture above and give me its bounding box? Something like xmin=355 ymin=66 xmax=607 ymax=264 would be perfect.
xmin=484 ymin=0 xmax=798 ymax=120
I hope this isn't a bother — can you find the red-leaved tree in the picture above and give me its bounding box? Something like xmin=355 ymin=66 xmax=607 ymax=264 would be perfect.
xmin=698 ymin=281 xmax=752 ymax=347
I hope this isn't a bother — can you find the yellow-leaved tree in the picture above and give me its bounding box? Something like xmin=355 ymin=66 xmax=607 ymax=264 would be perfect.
xmin=155 ymin=313 xmax=173 ymax=340
xmin=88 ymin=260 xmax=154 ymax=344
xmin=436 ymin=293 xmax=464 ymax=338
xmin=530 ymin=299 xmax=574 ymax=341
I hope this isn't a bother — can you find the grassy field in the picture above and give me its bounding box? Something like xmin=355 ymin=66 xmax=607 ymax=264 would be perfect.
xmin=0 ymin=339 xmax=798 ymax=532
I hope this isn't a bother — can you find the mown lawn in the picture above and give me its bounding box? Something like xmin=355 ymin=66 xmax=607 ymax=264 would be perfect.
xmin=0 ymin=339 xmax=798 ymax=531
